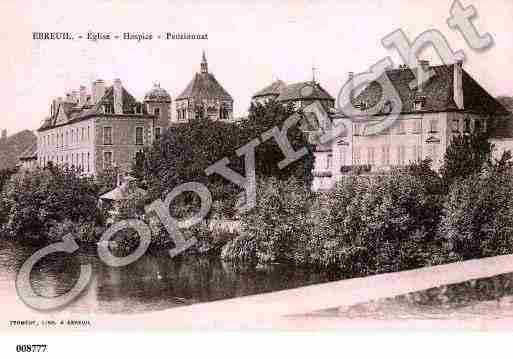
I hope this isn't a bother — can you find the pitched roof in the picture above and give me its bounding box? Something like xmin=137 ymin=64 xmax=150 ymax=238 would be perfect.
xmin=276 ymin=81 xmax=334 ymax=102
xmin=345 ymin=64 xmax=509 ymax=116
xmin=176 ymin=72 xmax=233 ymax=101
xmin=38 ymin=86 xmax=153 ymax=132
xmin=18 ymin=143 xmax=38 ymax=160
xmin=253 ymin=80 xmax=287 ymax=98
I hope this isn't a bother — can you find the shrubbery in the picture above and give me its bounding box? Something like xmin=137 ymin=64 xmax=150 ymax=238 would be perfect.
xmin=0 ymin=165 xmax=101 ymax=242
xmin=221 ymin=134 xmax=513 ymax=279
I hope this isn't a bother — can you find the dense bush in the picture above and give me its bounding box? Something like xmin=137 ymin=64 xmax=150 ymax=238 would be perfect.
xmin=306 ymin=169 xmax=444 ymax=274
xmin=438 ymin=163 xmax=513 ymax=261
xmin=139 ymin=100 xmax=314 ymax=213
xmin=222 ymin=164 xmax=447 ymax=275
xmin=222 ymin=177 xmax=313 ymax=263
xmin=0 ymin=165 xmax=101 ymax=242
xmin=440 ymin=132 xmax=492 ymax=190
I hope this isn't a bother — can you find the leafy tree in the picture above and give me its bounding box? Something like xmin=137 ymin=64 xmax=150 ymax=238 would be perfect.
xmin=141 ymin=100 xmax=315 ymax=216
xmin=440 ymin=133 xmax=493 ymax=190
xmin=0 ymin=167 xmax=17 ymax=193
xmin=0 ymin=166 xmax=101 ymax=241
xmin=438 ymin=163 xmax=513 ymax=260
xmin=221 ymin=177 xmax=313 ymax=264
xmin=239 ymin=100 xmax=314 ymax=185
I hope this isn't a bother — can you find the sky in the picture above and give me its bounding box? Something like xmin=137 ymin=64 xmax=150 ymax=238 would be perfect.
xmin=1 ymin=0 xmax=513 ymax=135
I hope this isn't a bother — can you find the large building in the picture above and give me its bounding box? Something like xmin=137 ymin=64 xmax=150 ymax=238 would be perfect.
xmin=311 ymin=61 xmax=511 ymax=191
xmin=37 ymin=79 xmax=171 ymax=175
xmin=252 ymin=78 xmax=335 ymax=111
xmin=175 ymin=51 xmax=234 ymax=121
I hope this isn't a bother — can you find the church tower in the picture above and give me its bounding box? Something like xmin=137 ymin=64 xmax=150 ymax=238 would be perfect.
xmin=201 ymin=50 xmax=208 ymax=73
xmin=175 ymin=51 xmax=234 ymax=121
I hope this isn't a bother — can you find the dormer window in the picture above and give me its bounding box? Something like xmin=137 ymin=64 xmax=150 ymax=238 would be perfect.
xmin=413 ymin=95 xmax=426 ymax=111
xmin=104 ymin=103 xmax=114 ymax=114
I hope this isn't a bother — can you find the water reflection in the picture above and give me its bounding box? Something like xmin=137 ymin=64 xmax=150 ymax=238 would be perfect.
xmin=0 ymin=240 xmax=345 ymax=314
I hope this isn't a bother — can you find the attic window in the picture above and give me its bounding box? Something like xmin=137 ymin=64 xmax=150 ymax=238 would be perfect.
xmin=104 ymin=104 xmax=114 ymax=114
xmin=413 ymin=95 xmax=426 ymax=111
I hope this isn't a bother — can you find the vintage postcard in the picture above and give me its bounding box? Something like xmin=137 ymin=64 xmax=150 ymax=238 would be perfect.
xmin=1 ymin=0 xmax=513 ymax=347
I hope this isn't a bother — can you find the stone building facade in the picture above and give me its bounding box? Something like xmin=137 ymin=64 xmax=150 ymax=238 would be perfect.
xmin=252 ymin=79 xmax=335 ymax=111
xmin=175 ymin=52 xmax=233 ymax=122
xmin=311 ymin=61 xmax=511 ymax=191
xmin=37 ymin=79 xmax=171 ymax=175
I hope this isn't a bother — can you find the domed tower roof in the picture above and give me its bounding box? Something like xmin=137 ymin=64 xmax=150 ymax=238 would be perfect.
xmin=144 ymin=83 xmax=171 ymax=103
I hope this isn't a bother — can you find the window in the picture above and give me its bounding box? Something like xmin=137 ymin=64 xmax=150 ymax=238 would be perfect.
xmin=464 ymin=118 xmax=471 ymax=133
xmin=104 ymin=104 xmax=114 ymax=114
xmin=103 ymin=151 xmax=113 ymax=169
xmin=81 ymin=128 xmax=85 ymax=142
xmin=339 ymin=147 xmax=347 ymax=166
xmin=87 ymin=152 xmax=90 ymax=172
xmin=354 ymin=146 xmax=361 ymax=164
xmin=475 ymin=119 xmax=482 ymax=133
xmin=136 ymin=127 xmax=144 ymax=145
xmin=381 ymin=145 xmax=390 ymax=165
xmin=103 ymin=126 xmax=113 ymax=145
xmin=155 ymin=127 xmax=161 ymax=141
xmin=71 ymin=129 xmax=74 ymax=144
xmin=429 ymin=119 xmax=439 ymax=133
xmin=87 ymin=126 xmax=90 ymax=141
xmin=326 ymin=153 xmax=332 ymax=170
xmin=154 ymin=108 xmax=160 ymax=117
xmin=452 ymin=118 xmax=460 ymax=132
xmin=397 ymin=145 xmax=406 ymax=165
xmin=354 ymin=123 xmax=363 ymax=136
xmin=397 ymin=121 xmax=405 ymax=134
xmin=65 ymin=131 xmax=68 ymax=146
xmin=219 ymin=107 xmax=229 ymax=120
xmin=177 ymin=109 xmax=182 ymax=120
xmin=81 ymin=153 xmax=84 ymax=171
xmin=412 ymin=119 xmax=421 ymax=133
xmin=368 ymin=147 xmax=375 ymax=165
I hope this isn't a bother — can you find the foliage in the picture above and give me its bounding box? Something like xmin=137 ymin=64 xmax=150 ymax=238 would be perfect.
xmin=0 ymin=165 xmax=101 ymax=242
xmin=0 ymin=167 xmax=17 ymax=193
xmin=438 ymin=162 xmax=513 ymax=261
xmin=221 ymin=177 xmax=313 ymax=263
xmin=440 ymin=133 xmax=493 ymax=190
xmin=140 ymin=100 xmax=314 ymax=215
xmin=96 ymin=167 xmax=118 ymax=194
xmin=238 ymin=100 xmax=315 ymax=185
xmin=307 ymin=170 xmax=444 ymax=274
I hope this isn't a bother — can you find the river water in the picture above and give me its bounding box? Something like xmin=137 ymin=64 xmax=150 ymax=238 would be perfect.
xmin=0 ymin=240 xmax=345 ymax=314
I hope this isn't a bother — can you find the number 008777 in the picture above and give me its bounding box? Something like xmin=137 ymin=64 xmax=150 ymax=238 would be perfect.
xmin=15 ymin=345 xmax=47 ymax=353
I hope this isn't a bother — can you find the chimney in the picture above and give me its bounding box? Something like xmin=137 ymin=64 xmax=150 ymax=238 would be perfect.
xmin=113 ymin=78 xmax=123 ymax=114
xmin=79 ymin=85 xmax=87 ymax=107
xmin=347 ymin=71 xmax=355 ymax=105
xmin=71 ymin=90 xmax=79 ymax=104
xmin=419 ymin=60 xmax=430 ymax=72
xmin=1 ymin=130 xmax=7 ymax=140
xmin=453 ymin=60 xmax=464 ymax=110
xmin=51 ymin=97 xmax=62 ymax=117
xmin=92 ymin=79 xmax=105 ymax=104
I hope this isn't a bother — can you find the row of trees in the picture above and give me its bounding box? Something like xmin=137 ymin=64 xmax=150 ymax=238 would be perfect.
xmin=222 ymin=131 xmax=513 ymax=276
xmin=134 ymin=100 xmax=314 ymax=209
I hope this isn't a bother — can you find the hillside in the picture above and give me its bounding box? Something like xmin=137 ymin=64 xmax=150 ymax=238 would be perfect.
xmin=0 ymin=130 xmax=37 ymax=170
